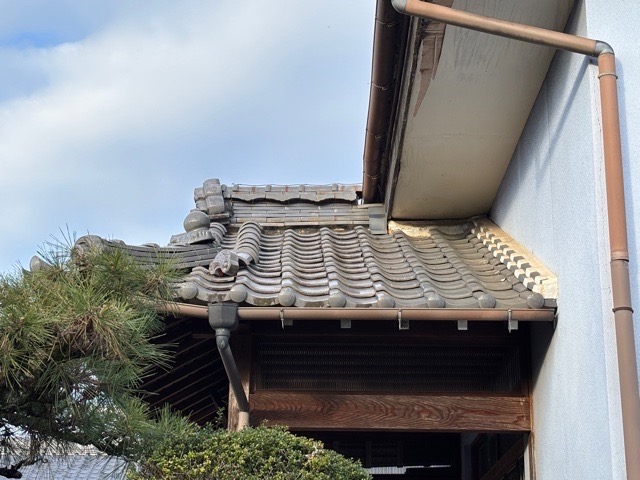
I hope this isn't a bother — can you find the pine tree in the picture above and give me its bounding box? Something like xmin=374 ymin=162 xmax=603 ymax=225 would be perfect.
xmin=0 ymin=238 xmax=180 ymax=478
xmin=0 ymin=239 xmax=371 ymax=480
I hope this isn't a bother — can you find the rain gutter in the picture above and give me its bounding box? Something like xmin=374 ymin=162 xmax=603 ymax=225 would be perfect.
xmin=389 ymin=1 xmax=639 ymax=477
xmin=160 ymin=303 xmax=555 ymax=323
xmin=362 ymin=0 xmax=407 ymax=203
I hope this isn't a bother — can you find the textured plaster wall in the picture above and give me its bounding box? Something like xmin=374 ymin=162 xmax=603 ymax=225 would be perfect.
xmin=491 ymin=0 xmax=640 ymax=478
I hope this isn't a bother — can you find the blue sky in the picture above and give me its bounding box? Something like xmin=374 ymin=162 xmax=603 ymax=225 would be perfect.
xmin=0 ymin=0 xmax=375 ymax=272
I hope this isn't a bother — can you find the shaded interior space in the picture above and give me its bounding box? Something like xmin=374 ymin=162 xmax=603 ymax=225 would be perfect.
xmin=299 ymin=431 xmax=527 ymax=480
xmin=138 ymin=319 xmax=532 ymax=425
xmin=138 ymin=319 xmax=532 ymax=421
xmin=139 ymin=316 xmax=229 ymax=425
xmin=254 ymin=335 xmax=524 ymax=394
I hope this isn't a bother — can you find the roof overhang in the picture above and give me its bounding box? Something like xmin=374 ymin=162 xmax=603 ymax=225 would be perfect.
xmin=364 ymin=0 xmax=575 ymax=219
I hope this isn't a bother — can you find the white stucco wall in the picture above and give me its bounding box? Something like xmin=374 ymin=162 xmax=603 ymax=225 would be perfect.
xmin=491 ymin=1 xmax=640 ymax=478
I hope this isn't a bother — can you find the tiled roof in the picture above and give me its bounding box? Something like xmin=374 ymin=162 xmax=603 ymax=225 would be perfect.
xmin=73 ymin=235 xmax=220 ymax=271
xmin=6 ymin=446 xmax=126 ymax=480
xmin=221 ymin=181 xmax=360 ymax=202
xmin=230 ymin=201 xmax=371 ymax=228
xmin=176 ymin=219 xmax=555 ymax=309
xmin=18 ymin=455 xmax=125 ymax=480
xmin=65 ymin=179 xmax=556 ymax=312
xmin=187 ymin=178 xmax=376 ymax=229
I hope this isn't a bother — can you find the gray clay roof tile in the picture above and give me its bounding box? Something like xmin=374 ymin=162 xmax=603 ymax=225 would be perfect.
xmin=74 ymin=216 xmax=556 ymax=310
xmin=17 ymin=453 xmax=125 ymax=480
xmin=66 ymin=180 xmax=556 ymax=312
xmin=168 ymin=221 xmax=555 ymax=309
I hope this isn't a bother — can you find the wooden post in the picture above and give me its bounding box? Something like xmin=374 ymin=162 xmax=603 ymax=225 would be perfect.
xmin=226 ymin=334 xmax=252 ymax=431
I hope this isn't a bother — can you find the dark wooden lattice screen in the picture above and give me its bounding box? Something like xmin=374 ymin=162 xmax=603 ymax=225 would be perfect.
xmin=255 ymin=338 xmax=523 ymax=394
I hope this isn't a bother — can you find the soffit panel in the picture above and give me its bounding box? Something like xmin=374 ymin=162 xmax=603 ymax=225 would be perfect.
xmin=390 ymin=0 xmax=574 ymax=219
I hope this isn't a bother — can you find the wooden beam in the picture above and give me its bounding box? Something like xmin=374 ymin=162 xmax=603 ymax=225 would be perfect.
xmin=250 ymin=392 xmax=530 ymax=432
xmin=171 ymin=384 xmax=221 ymax=410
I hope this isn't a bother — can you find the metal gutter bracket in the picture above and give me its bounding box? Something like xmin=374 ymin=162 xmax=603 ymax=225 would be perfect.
xmin=508 ymin=310 xmax=518 ymax=332
xmin=280 ymin=309 xmax=293 ymax=329
xmin=398 ymin=310 xmax=409 ymax=330
xmin=208 ymin=303 xmax=250 ymax=429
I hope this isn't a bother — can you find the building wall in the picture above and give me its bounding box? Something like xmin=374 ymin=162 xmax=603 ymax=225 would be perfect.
xmin=491 ymin=1 xmax=640 ymax=478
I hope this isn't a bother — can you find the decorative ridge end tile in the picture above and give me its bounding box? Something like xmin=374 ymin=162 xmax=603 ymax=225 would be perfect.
xmin=193 ymin=178 xmax=231 ymax=221
xmin=209 ymin=221 xmax=263 ymax=277
xmin=169 ymin=209 xmax=227 ymax=246
xmin=471 ymin=217 xmax=558 ymax=300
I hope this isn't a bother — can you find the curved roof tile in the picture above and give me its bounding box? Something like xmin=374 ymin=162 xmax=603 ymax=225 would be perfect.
xmin=177 ymin=222 xmax=555 ymax=309
xmin=70 ymin=211 xmax=556 ymax=311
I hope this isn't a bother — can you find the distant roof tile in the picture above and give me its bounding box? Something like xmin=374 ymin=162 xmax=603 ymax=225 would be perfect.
xmin=16 ymin=452 xmax=125 ymax=480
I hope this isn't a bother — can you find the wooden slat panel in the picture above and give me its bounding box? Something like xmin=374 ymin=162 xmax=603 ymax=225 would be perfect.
xmin=250 ymin=392 xmax=530 ymax=432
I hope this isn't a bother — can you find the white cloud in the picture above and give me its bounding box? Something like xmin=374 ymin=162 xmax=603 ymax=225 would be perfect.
xmin=0 ymin=0 xmax=374 ymax=271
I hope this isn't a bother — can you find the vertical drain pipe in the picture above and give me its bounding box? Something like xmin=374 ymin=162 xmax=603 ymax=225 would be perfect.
xmin=208 ymin=303 xmax=250 ymax=429
xmin=363 ymin=0 xmax=404 ymax=203
xmin=389 ymin=1 xmax=639 ymax=477
xmin=598 ymin=50 xmax=640 ymax=479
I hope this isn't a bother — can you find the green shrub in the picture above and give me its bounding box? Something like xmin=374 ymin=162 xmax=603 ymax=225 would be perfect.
xmin=129 ymin=425 xmax=371 ymax=480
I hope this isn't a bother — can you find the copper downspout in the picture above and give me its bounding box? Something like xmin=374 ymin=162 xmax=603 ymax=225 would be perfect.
xmin=215 ymin=331 xmax=250 ymax=429
xmin=208 ymin=303 xmax=250 ymax=429
xmin=390 ymin=1 xmax=640 ymax=477
xmin=392 ymin=0 xmax=598 ymax=54
xmin=159 ymin=303 xmax=554 ymax=322
xmin=598 ymin=53 xmax=640 ymax=480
